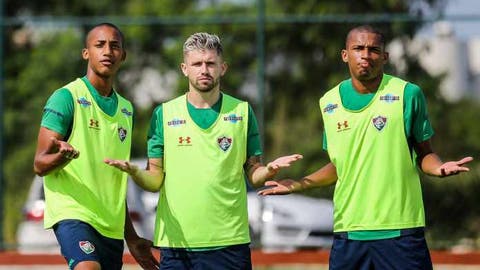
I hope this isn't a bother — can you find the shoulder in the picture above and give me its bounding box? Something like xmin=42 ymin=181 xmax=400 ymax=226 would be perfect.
xmin=152 ymin=104 xmax=163 ymax=115
xmin=404 ymin=82 xmax=422 ymax=95
xmin=404 ymin=82 xmax=426 ymax=102
xmin=149 ymin=104 xmax=164 ymax=124
xmin=322 ymin=80 xmax=345 ymax=99
xmin=247 ymin=103 xmax=256 ymax=118
xmin=164 ymin=94 xmax=186 ymax=105
xmin=46 ymin=88 xmax=74 ymax=106
xmin=114 ymin=91 xmax=133 ymax=105
xmin=222 ymin=92 xmax=247 ymax=104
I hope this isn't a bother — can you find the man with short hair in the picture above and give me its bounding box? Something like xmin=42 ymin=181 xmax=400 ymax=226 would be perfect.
xmin=258 ymin=25 xmax=473 ymax=270
xmin=34 ymin=23 xmax=158 ymax=270
xmin=106 ymin=32 xmax=302 ymax=269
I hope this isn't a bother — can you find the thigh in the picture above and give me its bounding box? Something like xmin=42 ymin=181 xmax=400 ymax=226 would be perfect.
xmin=53 ymin=220 xmax=123 ymax=270
xmin=160 ymin=244 xmax=252 ymax=270
xmin=370 ymin=233 xmax=433 ymax=270
xmin=329 ymin=237 xmax=372 ymax=270
xmin=196 ymin=244 xmax=252 ymax=270
xmin=159 ymin=248 xmax=194 ymax=270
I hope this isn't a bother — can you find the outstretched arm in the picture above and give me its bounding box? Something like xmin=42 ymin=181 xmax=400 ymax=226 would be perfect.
xmin=34 ymin=127 xmax=80 ymax=176
xmin=258 ymin=162 xmax=337 ymax=196
xmin=124 ymin=205 xmax=159 ymax=270
xmin=245 ymin=154 xmax=303 ymax=188
xmin=104 ymin=158 xmax=164 ymax=192
xmin=414 ymin=140 xmax=473 ymax=177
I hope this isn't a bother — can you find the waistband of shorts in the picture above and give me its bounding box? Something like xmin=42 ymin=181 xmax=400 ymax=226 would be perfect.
xmin=334 ymin=227 xmax=425 ymax=240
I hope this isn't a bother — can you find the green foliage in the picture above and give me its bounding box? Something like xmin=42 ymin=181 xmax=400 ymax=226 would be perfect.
xmin=3 ymin=28 xmax=85 ymax=247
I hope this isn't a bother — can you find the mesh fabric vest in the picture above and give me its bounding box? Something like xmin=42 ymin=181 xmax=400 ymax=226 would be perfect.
xmin=320 ymin=74 xmax=425 ymax=232
xmin=157 ymin=93 xmax=250 ymax=247
xmin=43 ymin=78 xmax=133 ymax=239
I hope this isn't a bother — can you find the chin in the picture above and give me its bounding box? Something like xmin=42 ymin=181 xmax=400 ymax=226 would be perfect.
xmin=194 ymin=83 xmax=216 ymax=92
xmin=197 ymin=87 xmax=214 ymax=93
xmin=356 ymin=71 xmax=374 ymax=79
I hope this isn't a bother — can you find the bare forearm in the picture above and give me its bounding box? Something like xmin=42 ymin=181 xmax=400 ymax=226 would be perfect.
xmin=258 ymin=162 xmax=337 ymax=196
xmin=130 ymin=167 xmax=164 ymax=192
xmin=34 ymin=129 xmax=79 ymax=176
xmin=290 ymin=162 xmax=337 ymax=192
xmin=420 ymin=153 xmax=473 ymax=178
xmin=246 ymin=154 xmax=303 ymax=188
xmin=104 ymin=158 xmax=164 ymax=192
xmin=124 ymin=205 xmax=139 ymax=241
xmin=420 ymin=153 xmax=444 ymax=176
xmin=250 ymin=165 xmax=271 ymax=188
xmin=34 ymin=153 xmax=72 ymax=176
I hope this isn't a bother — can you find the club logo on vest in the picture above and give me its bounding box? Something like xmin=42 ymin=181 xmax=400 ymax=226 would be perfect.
xmin=217 ymin=136 xmax=232 ymax=152
xmin=77 ymin=97 xmax=92 ymax=107
xmin=372 ymin=115 xmax=387 ymax=131
xmin=379 ymin=94 xmax=400 ymax=103
xmin=79 ymin=241 xmax=95 ymax=254
xmin=118 ymin=127 xmax=127 ymax=142
xmin=323 ymin=103 xmax=338 ymax=114
xmin=224 ymin=114 xmax=243 ymax=123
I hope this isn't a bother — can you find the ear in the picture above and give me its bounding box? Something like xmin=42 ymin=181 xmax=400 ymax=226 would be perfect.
xmin=220 ymin=62 xmax=228 ymax=76
xmin=341 ymin=49 xmax=348 ymax=63
xmin=180 ymin=63 xmax=188 ymax=77
xmin=82 ymin=48 xmax=89 ymax=60
xmin=382 ymin=51 xmax=389 ymax=64
xmin=121 ymin=51 xmax=127 ymax=62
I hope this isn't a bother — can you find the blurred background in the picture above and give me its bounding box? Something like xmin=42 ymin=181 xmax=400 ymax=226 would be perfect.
xmin=1 ymin=0 xmax=480 ymax=257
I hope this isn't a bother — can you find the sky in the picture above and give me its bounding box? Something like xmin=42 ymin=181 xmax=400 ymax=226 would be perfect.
xmin=420 ymin=0 xmax=480 ymax=40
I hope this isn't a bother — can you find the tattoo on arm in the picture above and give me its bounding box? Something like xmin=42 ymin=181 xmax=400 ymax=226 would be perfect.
xmin=148 ymin=162 xmax=163 ymax=170
xmin=245 ymin=156 xmax=262 ymax=176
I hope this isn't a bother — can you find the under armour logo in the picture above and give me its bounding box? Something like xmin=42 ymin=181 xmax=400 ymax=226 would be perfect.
xmin=178 ymin=136 xmax=191 ymax=144
xmin=337 ymin=121 xmax=348 ymax=130
xmin=89 ymin=118 xmax=99 ymax=129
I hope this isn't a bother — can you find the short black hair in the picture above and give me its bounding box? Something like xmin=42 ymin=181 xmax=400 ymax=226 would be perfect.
xmin=346 ymin=25 xmax=386 ymax=48
xmin=85 ymin=22 xmax=125 ymax=48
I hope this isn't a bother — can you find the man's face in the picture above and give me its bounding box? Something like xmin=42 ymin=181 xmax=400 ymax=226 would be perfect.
xmin=181 ymin=49 xmax=227 ymax=93
xmin=341 ymin=31 xmax=388 ymax=81
xmin=82 ymin=25 xmax=126 ymax=78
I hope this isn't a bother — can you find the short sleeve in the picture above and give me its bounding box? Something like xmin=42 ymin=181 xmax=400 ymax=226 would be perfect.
xmin=247 ymin=104 xmax=263 ymax=157
xmin=404 ymin=83 xmax=434 ymax=143
xmin=147 ymin=105 xmax=164 ymax=158
xmin=41 ymin=88 xmax=74 ymax=137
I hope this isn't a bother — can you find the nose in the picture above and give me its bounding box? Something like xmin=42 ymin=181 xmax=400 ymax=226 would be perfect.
xmin=360 ymin=48 xmax=369 ymax=58
xmin=200 ymin=63 xmax=208 ymax=73
xmin=103 ymin=44 xmax=113 ymax=56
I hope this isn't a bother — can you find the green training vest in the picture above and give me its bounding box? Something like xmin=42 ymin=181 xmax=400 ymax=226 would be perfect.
xmin=157 ymin=93 xmax=250 ymax=248
xmin=320 ymin=74 xmax=425 ymax=232
xmin=44 ymin=78 xmax=133 ymax=239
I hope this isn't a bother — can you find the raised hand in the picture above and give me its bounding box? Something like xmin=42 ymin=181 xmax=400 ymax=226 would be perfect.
xmin=104 ymin=159 xmax=139 ymax=175
xmin=50 ymin=137 xmax=79 ymax=160
xmin=257 ymin=179 xmax=299 ymax=196
xmin=439 ymin=156 xmax=474 ymax=177
xmin=265 ymin=154 xmax=303 ymax=178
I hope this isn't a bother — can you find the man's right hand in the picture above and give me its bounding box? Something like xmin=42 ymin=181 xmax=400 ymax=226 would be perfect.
xmin=257 ymin=179 xmax=300 ymax=196
xmin=104 ymin=159 xmax=139 ymax=175
xmin=50 ymin=137 xmax=80 ymax=160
